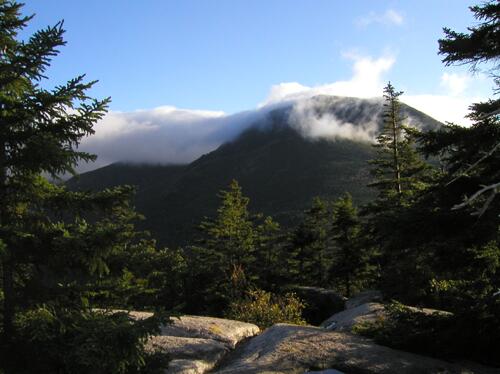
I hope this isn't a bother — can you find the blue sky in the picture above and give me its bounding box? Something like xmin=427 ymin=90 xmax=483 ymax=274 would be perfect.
xmin=20 ymin=1 xmax=494 ymax=170
xmin=23 ymin=0 xmax=489 ymax=112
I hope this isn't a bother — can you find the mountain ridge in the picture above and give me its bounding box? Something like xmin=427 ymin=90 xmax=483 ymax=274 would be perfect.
xmin=68 ymin=95 xmax=443 ymax=246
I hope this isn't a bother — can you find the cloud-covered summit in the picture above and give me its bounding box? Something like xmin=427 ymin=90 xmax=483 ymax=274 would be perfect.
xmin=77 ymin=53 xmax=482 ymax=173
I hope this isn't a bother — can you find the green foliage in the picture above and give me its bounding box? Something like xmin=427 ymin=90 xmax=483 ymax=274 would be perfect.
xmin=439 ymin=1 xmax=500 ymax=71
xmin=364 ymin=82 xmax=435 ymax=303
xmin=0 ymin=3 xmax=167 ymax=373
xmin=283 ymin=194 xmax=376 ymax=296
xmin=396 ymin=0 xmax=500 ymax=308
xmin=252 ymin=216 xmax=284 ymax=290
xmin=200 ymin=179 xmax=255 ymax=272
xmin=186 ymin=180 xmax=282 ymax=315
xmin=192 ymin=179 xmax=256 ymax=311
xmin=226 ymin=289 xmax=306 ymax=329
xmin=286 ymin=197 xmax=331 ymax=286
xmin=354 ymin=300 xmax=500 ymax=366
xmin=88 ymin=242 xmax=188 ymax=312
xmin=354 ymin=2 xmax=500 ymax=367
xmin=13 ymin=306 xmax=164 ymax=374
xmin=353 ymin=302 xmax=454 ymax=357
xmin=368 ymin=82 xmax=431 ymax=204
xmin=9 ymin=308 xmax=167 ymax=374
xmin=286 ymin=285 xmax=345 ymax=325
xmin=330 ymin=193 xmax=375 ymax=297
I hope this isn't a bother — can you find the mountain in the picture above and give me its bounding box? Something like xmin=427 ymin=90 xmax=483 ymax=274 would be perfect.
xmin=67 ymin=96 xmax=442 ymax=247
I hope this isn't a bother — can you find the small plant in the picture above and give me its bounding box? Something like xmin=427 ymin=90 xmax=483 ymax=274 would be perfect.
xmin=226 ymin=289 xmax=306 ymax=329
xmin=353 ymin=301 xmax=458 ymax=360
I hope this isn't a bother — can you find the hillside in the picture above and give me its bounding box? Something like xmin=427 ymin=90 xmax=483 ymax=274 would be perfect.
xmin=68 ymin=96 xmax=442 ymax=246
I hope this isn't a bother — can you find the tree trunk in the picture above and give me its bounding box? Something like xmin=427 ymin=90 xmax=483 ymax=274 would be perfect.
xmin=1 ymin=259 xmax=14 ymax=342
xmin=0 ymin=135 xmax=14 ymax=349
xmin=391 ymin=100 xmax=402 ymax=195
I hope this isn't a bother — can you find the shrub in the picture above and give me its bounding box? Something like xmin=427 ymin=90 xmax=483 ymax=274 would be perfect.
xmin=353 ymin=300 xmax=500 ymax=366
xmin=226 ymin=289 xmax=306 ymax=329
xmin=6 ymin=307 xmax=169 ymax=374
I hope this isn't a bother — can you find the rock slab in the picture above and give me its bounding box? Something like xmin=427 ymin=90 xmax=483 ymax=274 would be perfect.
xmin=160 ymin=315 xmax=260 ymax=348
xmin=345 ymin=290 xmax=383 ymax=309
xmin=146 ymin=335 xmax=229 ymax=374
xmin=214 ymin=324 xmax=493 ymax=374
xmin=321 ymin=302 xmax=385 ymax=331
xmin=321 ymin=302 xmax=453 ymax=332
xmin=143 ymin=315 xmax=259 ymax=374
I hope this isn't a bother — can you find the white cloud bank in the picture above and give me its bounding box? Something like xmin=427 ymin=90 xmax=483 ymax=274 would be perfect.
xmin=289 ymin=97 xmax=380 ymax=142
xmin=440 ymin=72 xmax=470 ymax=96
xmin=78 ymin=105 xmax=275 ymax=171
xmin=77 ymin=53 xmax=485 ymax=173
xmin=404 ymin=72 xmax=483 ymax=126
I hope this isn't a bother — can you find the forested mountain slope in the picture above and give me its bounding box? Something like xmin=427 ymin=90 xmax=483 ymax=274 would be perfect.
xmin=68 ymin=96 xmax=442 ymax=246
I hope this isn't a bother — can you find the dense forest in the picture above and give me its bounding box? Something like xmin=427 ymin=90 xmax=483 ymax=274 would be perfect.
xmin=0 ymin=1 xmax=499 ymax=373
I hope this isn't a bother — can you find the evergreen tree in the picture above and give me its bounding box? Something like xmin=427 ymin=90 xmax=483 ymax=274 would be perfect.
xmin=329 ymin=193 xmax=373 ymax=297
xmin=286 ymin=197 xmax=331 ymax=286
xmin=369 ymin=82 xmax=430 ymax=205
xmin=430 ymin=0 xmax=500 ymax=216
xmin=252 ymin=216 xmax=282 ymax=290
xmin=187 ymin=180 xmax=283 ymax=314
xmin=365 ymin=82 xmax=433 ymax=301
xmin=414 ymin=0 xmax=500 ymax=307
xmin=439 ymin=1 xmax=499 ymax=73
xmin=0 ymin=3 xmax=165 ymax=372
xmin=188 ymin=180 xmax=257 ymax=314
xmin=361 ymin=2 xmax=500 ymax=364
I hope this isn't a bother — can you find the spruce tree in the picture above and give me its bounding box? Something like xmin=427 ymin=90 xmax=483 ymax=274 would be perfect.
xmin=439 ymin=1 xmax=499 ymax=72
xmin=287 ymin=197 xmax=331 ymax=286
xmin=0 ymin=3 xmax=165 ymax=372
xmin=188 ymin=180 xmax=283 ymax=314
xmin=252 ymin=216 xmax=282 ymax=290
xmin=189 ymin=180 xmax=257 ymax=313
xmin=369 ymin=82 xmax=429 ymax=205
xmin=364 ymin=2 xmax=500 ymax=363
xmin=366 ymin=82 xmax=432 ymax=301
xmin=330 ymin=193 xmax=373 ymax=297
xmin=414 ymin=0 xmax=500 ymax=306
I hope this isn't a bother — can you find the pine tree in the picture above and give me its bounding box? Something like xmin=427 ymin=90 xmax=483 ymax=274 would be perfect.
xmin=428 ymin=0 xmax=500 ymax=216
xmin=0 ymin=3 xmax=165 ymax=372
xmin=415 ymin=0 xmax=500 ymax=305
xmin=329 ymin=193 xmax=373 ymax=297
xmin=252 ymin=216 xmax=282 ymax=290
xmin=189 ymin=180 xmax=257 ymax=314
xmin=365 ymin=82 xmax=433 ymax=302
xmin=439 ymin=1 xmax=500 ymax=73
xmin=369 ymin=82 xmax=430 ymax=205
xmin=287 ymin=197 xmax=331 ymax=286
xmin=365 ymin=2 xmax=500 ymax=364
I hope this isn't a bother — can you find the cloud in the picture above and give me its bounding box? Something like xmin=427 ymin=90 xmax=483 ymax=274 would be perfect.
xmin=402 ymin=94 xmax=479 ymax=126
xmin=356 ymin=9 xmax=404 ymax=27
xmin=289 ymin=97 xmax=380 ymax=142
xmin=78 ymin=104 xmax=277 ymax=172
xmin=401 ymin=68 xmax=482 ymax=126
xmin=81 ymin=106 xmax=224 ymax=168
xmin=440 ymin=72 xmax=470 ymax=96
xmin=77 ymin=53 xmax=397 ymax=173
xmin=261 ymin=53 xmax=395 ymax=105
xmin=262 ymin=53 xmax=482 ymax=127
xmin=76 ymin=52 xmax=484 ymax=174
